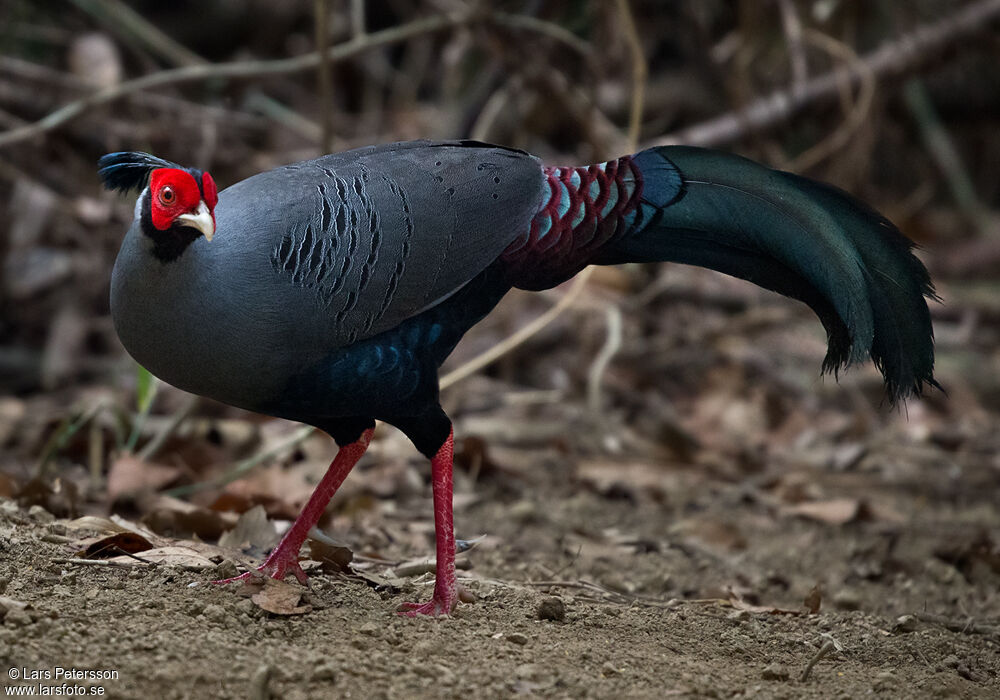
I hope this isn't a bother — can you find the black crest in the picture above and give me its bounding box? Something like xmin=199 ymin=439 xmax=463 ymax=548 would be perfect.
xmin=98 ymin=152 xmax=181 ymax=194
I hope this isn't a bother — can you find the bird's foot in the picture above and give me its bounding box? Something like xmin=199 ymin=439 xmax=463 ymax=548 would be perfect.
xmin=397 ymin=583 xmax=469 ymax=618
xmin=397 ymin=594 xmax=455 ymax=618
xmin=213 ymin=546 xmax=308 ymax=586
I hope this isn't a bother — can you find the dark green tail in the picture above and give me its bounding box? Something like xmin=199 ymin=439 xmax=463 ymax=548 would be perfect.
xmin=596 ymin=146 xmax=938 ymax=402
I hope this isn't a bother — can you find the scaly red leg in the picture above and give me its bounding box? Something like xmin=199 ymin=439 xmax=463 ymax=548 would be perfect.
xmin=214 ymin=427 xmax=374 ymax=585
xmin=398 ymin=428 xmax=458 ymax=617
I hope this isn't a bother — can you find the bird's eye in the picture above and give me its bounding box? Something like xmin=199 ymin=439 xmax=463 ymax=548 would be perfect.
xmin=159 ymin=186 xmax=175 ymax=205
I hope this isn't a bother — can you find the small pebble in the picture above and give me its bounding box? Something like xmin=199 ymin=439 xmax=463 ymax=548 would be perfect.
xmin=509 ymin=500 xmax=538 ymax=524
xmin=727 ymin=609 xmax=751 ymax=622
xmin=215 ymin=559 xmax=239 ymax=580
xmin=761 ymin=663 xmax=790 ymax=681
xmin=515 ymin=663 xmax=544 ymax=681
xmin=872 ymin=670 xmax=896 ymax=692
xmin=28 ymin=505 xmax=54 ymax=523
xmin=4 ymin=608 xmax=32 ymax=627
xmin=893 ymin=615 xmax=919 ymax=634
xmin=249 ymin=665 xmax=271 ymax=700
xmin=311 ymin=662 xmax=337 ymax=682
xmin=507 ymin=632 xmax=528 ymax=645
xmin=203 ymin=603 xmax=227 ymax=623
xmin=415 ymin=663 xmax=453 ymax=681
xmin=537 ymin=596 xmax=565 ymax=622
xmin=601 ymin=661 xmax=620 ymax=677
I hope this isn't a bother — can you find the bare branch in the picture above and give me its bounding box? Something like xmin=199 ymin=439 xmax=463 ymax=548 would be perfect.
xmin=489 ymin=12 xmax=590 ymax=56
xmin=315 ymin=0 xmax=334 ymax=153
xmin=648 ymin=0 xmax=1000 ymax=148
xmin=68 ymin=0 xmax=203 ymax=67
xmin=0 ymin=11 xmax=588 ymax=150
xmin=776 ymin=0 xmax=808 ymax=92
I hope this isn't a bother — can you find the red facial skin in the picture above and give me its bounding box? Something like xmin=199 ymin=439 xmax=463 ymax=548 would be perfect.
xmin=149 ymin=168 xmax=218 ymax=231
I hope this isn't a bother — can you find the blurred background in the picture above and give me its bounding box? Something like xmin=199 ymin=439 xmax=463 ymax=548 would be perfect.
xmin=0 ymin=0 xmax=998 ymax=553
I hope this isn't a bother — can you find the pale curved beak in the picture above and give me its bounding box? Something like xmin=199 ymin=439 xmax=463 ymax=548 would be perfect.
xmin=176 ymin=200 xmax=215 ymax=241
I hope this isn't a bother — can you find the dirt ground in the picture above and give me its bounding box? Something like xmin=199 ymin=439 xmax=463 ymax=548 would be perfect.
xmin=3 ymin=280 xmax=999 ymax=699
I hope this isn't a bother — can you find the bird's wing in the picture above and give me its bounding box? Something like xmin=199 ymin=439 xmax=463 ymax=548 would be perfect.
xmin=217 ymin=141 xmax=546 ymax=347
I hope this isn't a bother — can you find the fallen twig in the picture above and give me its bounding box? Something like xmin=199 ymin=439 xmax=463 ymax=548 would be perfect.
xmin=800 ymin=639 xmax=838 ymax=682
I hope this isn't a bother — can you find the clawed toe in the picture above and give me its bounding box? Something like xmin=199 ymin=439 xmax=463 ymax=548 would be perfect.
xmin=212 ymin=552 xmax=308 ymax=586
xmin=397 ymin=593 xmax=456 ymax=618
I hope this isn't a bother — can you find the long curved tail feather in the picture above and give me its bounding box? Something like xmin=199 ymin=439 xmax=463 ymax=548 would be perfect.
xmin=591 ymin=146 xmax=938 ymax=402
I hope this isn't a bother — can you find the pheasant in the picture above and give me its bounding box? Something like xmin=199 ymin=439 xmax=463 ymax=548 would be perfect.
xmin=99 ymin=140 xmax=936 ymax=616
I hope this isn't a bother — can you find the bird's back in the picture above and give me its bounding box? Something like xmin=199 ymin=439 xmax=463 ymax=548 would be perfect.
xmin=111 ymin=141 xmax=546 ymax=413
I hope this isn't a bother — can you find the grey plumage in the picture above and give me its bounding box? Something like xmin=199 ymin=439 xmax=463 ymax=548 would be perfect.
xmin=111 ymin=141 xmax=546 ymax=413
xmin=102 ymin=138 xmax=938 ymax=618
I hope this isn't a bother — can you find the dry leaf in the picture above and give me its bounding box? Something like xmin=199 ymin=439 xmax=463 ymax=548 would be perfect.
xmin=251 ymin=578 xmax=312 ymax=615
xmin=218 ymin=505 xmax=279 ymax=552
xmin=17 ymin=476 xmax=77 ymax=517
xmin=670 ymin=518 xmax=747 ymax=552
xmin=769 ymin=472 xmax=823 ymax=504
xmin=307 ymin=539 xmax=353 ymax=573
xmin=803 ymin=584 xmax=822 ymax=614
xmin=107 ymin=455 xmax=182 ymax=502
xmin=352 ymin=569 xmax=405 ymax=593
xmin=0 ymin=472 xmax=18 ymax=499
xmin=66 ymin=515 xmax=135 ymax=535
xmin=107 ymin=545 xmax=217 ymax=569
xmin=78 ymin=532 xmax=153 ymax=558
xmin=209 ymin=492 xmax=255 ymax=514
xmin=576 ymin=460 xmax=682 ymax=498
xmin=781 ymin=499 xmax=865 ymax=525
xmin=138 ymin=494 xmax=237 ymax=540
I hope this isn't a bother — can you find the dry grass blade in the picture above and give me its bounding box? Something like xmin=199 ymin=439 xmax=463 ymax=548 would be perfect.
xmin=614 ymin=0 xmax=646 ymax=151
xmin=440 ymin=269 xmax=594 ymax=390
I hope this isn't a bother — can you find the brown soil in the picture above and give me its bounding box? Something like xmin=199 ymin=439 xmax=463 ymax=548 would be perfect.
xmin=3 ymin=389 xmax=999 ymax=699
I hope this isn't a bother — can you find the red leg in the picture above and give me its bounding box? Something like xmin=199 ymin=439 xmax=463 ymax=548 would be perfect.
xmin=398 ymin=428 xmax=459 ymax=617
xmin=214 ymin=427 xmax=374 ymax=585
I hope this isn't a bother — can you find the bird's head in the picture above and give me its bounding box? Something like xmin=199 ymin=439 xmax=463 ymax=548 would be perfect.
xmin=147 ymin=167 xmax=218 ymax=241
xmin=99 ymin=152 xmax=219 ymax=260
